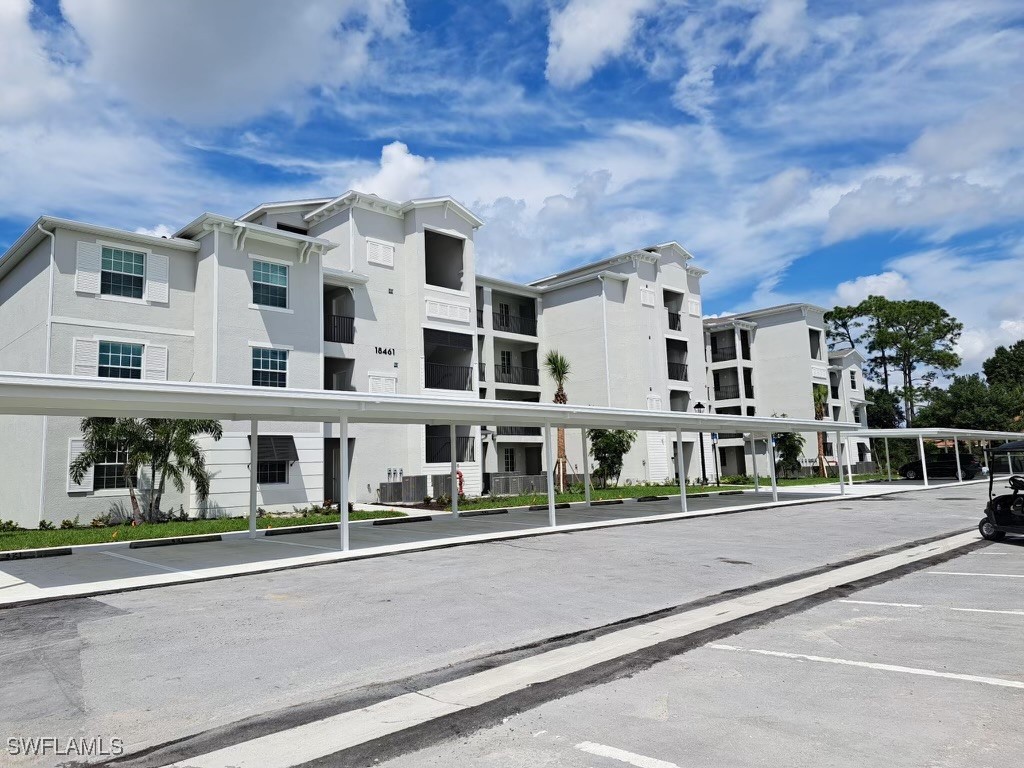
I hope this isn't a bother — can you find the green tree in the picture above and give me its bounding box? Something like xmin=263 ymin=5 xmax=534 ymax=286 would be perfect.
xmin=543 ymin=350 xmax=571 ymax=491
xmin=587 ymin=429 xmax=637 ymax=488
xmin=864 ymin=386 xmax=903 ymax=429
xmin=771 ymin=421 xmax=806 ymax=479
xmin=812 ymin=384 xmax=830 ymax=477
xmin=916 ymin=374 xmax=1024 ymax=432
xmin=983 ymin=340 xmax=1024 ymax=388
xmin=69 ymin=417 xmax=223 ymax=522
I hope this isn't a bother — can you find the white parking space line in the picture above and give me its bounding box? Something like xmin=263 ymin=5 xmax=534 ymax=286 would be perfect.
xmin=709 ymin=644 xmax=1024 ymax=689
xmin=928 ymin=571 xmax=1024 ymax=578
xmin=102 ymin=551 xmax=185 ymax=573
xmin=840 ymin=599 xmax=1024 ymax=617
xmin=256 ymin=538 xmax=338 ymax=552
xmin=575 ymin=741 xmax=681 ymax=768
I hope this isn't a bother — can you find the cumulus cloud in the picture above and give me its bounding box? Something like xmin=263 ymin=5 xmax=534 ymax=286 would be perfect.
xmin=0 ymin=0 xmax=72 ymax=121
xmin=60 ymin=0 xmax=408 ymax=124
xmin=350 ymin=142 xmax=435 ymax=201
xmin=546 ymin=0 xmax=657 ymax=88
xmin=740 ymin=0 xmax=811 ymax=68
xmin=833 ymin=271 xmax=912 ymax=305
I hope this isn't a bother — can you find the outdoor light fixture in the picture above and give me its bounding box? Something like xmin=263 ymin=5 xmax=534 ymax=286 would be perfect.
xmin=693 ymin=401 xmax=708 ymax=484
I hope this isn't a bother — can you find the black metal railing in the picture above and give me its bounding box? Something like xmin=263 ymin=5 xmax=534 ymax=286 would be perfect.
xmin=831 ymin=386 xmax=840 ymax=399
xmin=424 ymin=362 xmax=472 ymax=391
xmin=667 ymin=362 xmax=688 ymax=381
xmin=425 ymin=435 xmax=475 ymax=463
xmin=667 ymin=311 xmax=682 ymax=331
xmin=711 ymin=345 xmax=737 ymax=362
xmin=492 ymin=312 xmax=537 ymax=336
xmin=744 ymin=387 xmax=755 ymax=399
xmin=714 ymin=384 xmax=740 ymax=399
xmin=496 ymin=425 xmax=542 ymax=436
xmin=476 ymin=308 xmax=484 ymax=328
xmin=325 ymin=315 xmax=354 ymax=344
xmin=494 ymin=365 xmax=539 ymax=386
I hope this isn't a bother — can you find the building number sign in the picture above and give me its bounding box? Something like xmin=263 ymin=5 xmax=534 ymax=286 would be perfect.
xmin=375 ymin=346 xmax=395 ymax=356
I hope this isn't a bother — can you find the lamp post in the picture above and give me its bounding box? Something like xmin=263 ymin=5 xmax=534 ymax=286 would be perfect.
xmin=711 ymin=431 xmax=720 ymax=486
xmin=694 ymin=401 xmax=708 ymax=485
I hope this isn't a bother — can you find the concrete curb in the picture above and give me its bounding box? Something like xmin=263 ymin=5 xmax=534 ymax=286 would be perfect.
xmin=0 ymin=547 xmax=72 ymax=561
xmin=129 ymin=535 xmax=221 ymax=549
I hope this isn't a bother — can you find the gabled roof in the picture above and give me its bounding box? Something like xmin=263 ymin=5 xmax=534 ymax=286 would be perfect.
xmin=237 ymin=198 xmax=334 ymax=223
xmin=710 ymin=302 xmax=828 ymax=323
xmin=303 ymin=191 xmax=485 ymax=229
xmin=529 ymin=241 xmax=699 ymax=289
xmin=829 ymin=347 xmax=865 ymax=365
xmin=0 ymin=216 xmax=199 ymax=282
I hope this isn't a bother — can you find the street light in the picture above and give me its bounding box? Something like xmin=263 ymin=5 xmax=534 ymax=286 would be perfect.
xmin=693 ymin=401 xmax=708 ymax=485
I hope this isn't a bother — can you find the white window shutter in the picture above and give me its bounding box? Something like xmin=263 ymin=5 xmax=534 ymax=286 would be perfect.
xmin=67 ymin=438 xmax=93 ymax=493
xmin=368 ymin=374 xmax=397 ymax=394
xmin=75 ymin=242 xmax=102 ymax=295
xmin=146 ymin=253 xmax=169 ymax=303
xmin=72 ymin=338 xmax=99 ymax=377
xmin=640 ymin=288 xmax=655 ymax=307
xmin=367 ymin=240 xmax=395 ymax=267
xmin=144 ymin=344 xmax=168 ymax=380
xmin=688 ymin=298 xmax=702 ymax=316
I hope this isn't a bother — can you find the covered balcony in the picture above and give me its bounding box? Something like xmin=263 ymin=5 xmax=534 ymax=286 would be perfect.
xmin=423 ymin=329 xmax=473 ymax=391
xmin=323 ymin=286 xmax=355 ymax=344
xmin=666 ymin=339 xmax=689 ymax=381
xmin=491 ymin=291 xmax=538 ymax=336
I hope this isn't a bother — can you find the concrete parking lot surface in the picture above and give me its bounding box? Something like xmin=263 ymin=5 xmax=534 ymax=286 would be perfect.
xmin=0 ymin=483 xmax=991 ymax=766
xmin=375 ymin=540 xmax=1024 ymax=768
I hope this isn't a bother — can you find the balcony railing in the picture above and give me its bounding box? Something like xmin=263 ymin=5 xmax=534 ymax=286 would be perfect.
xmin=325 ymin=314 xmax=354 ymax=344
xmin=667 ymin=311 xmax=681 ymax=331
xmin=667 ymin=362 xmax=688 ymax=381
xmin=424 ymin=362 xmax=472 ymax=391
xmin=492 ymin=312 xmax=537 ymax=336
xmin=744 ymin=387 xmax=755 ymax=399
xmin=714 ymin=384 xmax=740 ymax=399
xmin=711 ymin=345 xmax=737 ymax=362
xmin=496 ymin=425 xmax=542 ymax=436
xmin=425 ymin=435 xmax=475 ymax=463
xmin=494 ymin=365 xmax=540 ymax=386
xmin=831 ymin=386 xmax=840 ymax=399
xmin=476 ymin=308 xmax=484 ymax=328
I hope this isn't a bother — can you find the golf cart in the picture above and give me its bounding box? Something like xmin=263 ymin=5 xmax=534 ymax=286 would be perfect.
xmin=979 ymin=440 xmax=1024 ymax=541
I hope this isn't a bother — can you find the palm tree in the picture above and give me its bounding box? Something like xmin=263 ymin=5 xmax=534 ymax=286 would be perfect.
xmin=69 ymin=417 xmax=222 ymax=522
xmin=543 ymin=350 xmax=571 ymax=491
xmin=812 ymin=385 xmax=830 ymax=477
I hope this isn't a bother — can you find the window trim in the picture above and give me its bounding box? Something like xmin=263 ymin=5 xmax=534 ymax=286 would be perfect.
xmin=97 ymin=339 xmax=144 ymax=380
xmin=503 ymin=447 xmax=516 ymax=473
xmin=250 ymin=258 xmax=291 ymax=311
xmin=257 ymin=459 xmax=289 ymax=485
xmin=250 ymin=344 xmax=290 ymax=388
xmin=97 ymin=240 xmax=149 ymax=303
xmin=849 ymin=369 xmax=857 ymax=389
xmin=92 ymin=441 xmax=134 ymax=492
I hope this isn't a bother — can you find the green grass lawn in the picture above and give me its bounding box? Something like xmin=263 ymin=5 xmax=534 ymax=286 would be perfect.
xmin=447 ymin=484 xmax=748 ymax=511
xmin=0 ymin=509 xmax=404 ymax=552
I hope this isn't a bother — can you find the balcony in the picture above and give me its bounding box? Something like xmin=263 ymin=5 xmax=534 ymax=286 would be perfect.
xmin=495 ymin=365 xmax=540 ymax=386
xmin=667 ymin=362 xmax=688 ymax=381
xmin=425 ymin=435 xmax=475 ymax=463
xmin=492 ymin=312 xmax=537 ymax=336
xmin=477 ymin=308 xmax=484 ymax=328
xmin=496 ymin=425 xmax=542 ymax=436
xmin=325 ymin=314 xmax=354 ymax=344
xmin=711 ymin=345 xmax=737 ymax=363
xmin=479 ymin=362 xmax=485 ymax=381
xmin=715 ymin=384 xmax=740 ymax=399
xmin=425 ymin=362 xmax=472 ymax=391
xmin=667 ymin=311 xmax=681 ymax=331
xmin=831 ymin=385 xmax=840 ymax=399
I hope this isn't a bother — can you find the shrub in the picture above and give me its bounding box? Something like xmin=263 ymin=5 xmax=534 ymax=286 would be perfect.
xmin=436 ymin=493 xmax=451 ymax=507
xmin=38 ymin=519 xmax=55 ymax=530
xmin=174 ymin=505 xmax=189 ymax=522
xmin=91 ymin=514 xmax=113 ymax=528
xmin=60 ymin=517 xmax=79 ymax=530
xmin=719 ymin=474 xmax=750 ymax=485
xmin=423 ymin=495 xmax=433 ymax=504
xmin=1 ymin=520 xmax=24 ymax=532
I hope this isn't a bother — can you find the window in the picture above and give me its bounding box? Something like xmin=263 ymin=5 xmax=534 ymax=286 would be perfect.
xmin=94 ymin=442 xmax=132 ymax=490
xmin=503 ymin=447 xmax=516 ymax=473
xmin=98 ymin=341 xmax=143 ymax=379
xmin=275 ymin=223 xmax=307 ymax=235
xmin=849 ymin=369 xmax=857 ymax=389
xmin=101 ymin=246 xmax=145 ymax=299
xmin=500 ymin=350 xmax=512 ymax=373
xmin=252 ymin=348 xmax=288 ymax=387
xmin=252 ymin=261 xmax=288 ymax=308
xmin=257 ymin=460 xmax=288 ymax=484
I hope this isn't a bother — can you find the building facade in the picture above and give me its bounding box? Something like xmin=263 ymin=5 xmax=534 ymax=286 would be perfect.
xmin=0 ymin=193 xmax=870 ymax=528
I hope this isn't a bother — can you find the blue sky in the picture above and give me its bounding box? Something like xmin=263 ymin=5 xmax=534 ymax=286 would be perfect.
xmin=2 ymin=0 xmax=1023 ymax=373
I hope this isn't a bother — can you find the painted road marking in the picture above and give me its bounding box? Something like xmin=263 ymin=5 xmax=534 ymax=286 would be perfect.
xmin=840 ymin=599 xmax=1024 ymax=617
xmin=575 ymin=741 xmax=680 ymax=768
xmin=709 ymin=644 xmax=1024 ymax=689
xmin=928 ymin=571 xmax=1024 ymax=578
xmin=166 ymin=531 xmax=977 ymax=768
xmin=102 ymin=551 xmax=185 ymax=573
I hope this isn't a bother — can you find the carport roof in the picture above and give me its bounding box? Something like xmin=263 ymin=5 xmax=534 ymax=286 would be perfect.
xmin=839 ymin=427 xmax=1022 ymax=441
xmin=0 ymin=372 xmax=853 ymax=434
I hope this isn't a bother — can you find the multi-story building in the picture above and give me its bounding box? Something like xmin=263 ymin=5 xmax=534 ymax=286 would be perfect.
xmin=704 ymin=304 xmax=871 ymax=476
xmin=0 ymin=193 xmax=869 ymax=529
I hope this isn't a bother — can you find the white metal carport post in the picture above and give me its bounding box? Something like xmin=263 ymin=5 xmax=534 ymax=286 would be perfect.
xmin=768 ymin=433 xmax=778 ymax=503
xmin=917 ymin=435 xmax=930 ymax=486
xmin=953 ymin=436 xmax=963 ymax=483
xmin=845 ymin=436 xmax=855 ymax=486
xmin=581 ymin=428 xmax=591 ymax=506
xmin=249 ymin=419 xmax=259 ymax=538
xmin=545 ymin=422 xmax=557 ymax=526
xmin=835 ymin=430 xmax=846 ymax=495
xmin=450 ymin=423 xmax=459 ymax=518
xmin=884 ymin=437 xmax=893 ymax=482
xmin=749 ymin=434 xmax=760 ymax=493
xmin=675 ymin=428 xmax=688 ymax=513
xmin=340 ymin=415 xmax=350 ymax=551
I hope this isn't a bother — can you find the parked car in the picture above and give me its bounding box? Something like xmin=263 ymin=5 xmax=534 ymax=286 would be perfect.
xmin=899 ymin=454 xmax=981 ymax=480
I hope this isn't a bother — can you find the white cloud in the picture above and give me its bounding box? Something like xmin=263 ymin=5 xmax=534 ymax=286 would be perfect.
xmin=59 ymin=0 xmax=409 ymax=125
xmin=546 ymin=0 xmax=657 ymax=88
xmin=740 ymin=0 xmax=810 ymax=68
xmin=350 ymin=142 xmax=435 ymax=201
xmin=0 ymin=0 xmax=72 ymax=121
xmin=134 ymin=224 xmax=175 ymax=238
xmin=833 ymin=271 xmax=912 ymax=305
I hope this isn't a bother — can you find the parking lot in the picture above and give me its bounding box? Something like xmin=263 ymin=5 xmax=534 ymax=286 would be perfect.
xmin=375 ymin=538 xmax=1024 ymax=768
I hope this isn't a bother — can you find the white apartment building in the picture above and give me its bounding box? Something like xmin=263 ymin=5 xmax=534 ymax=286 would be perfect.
xmin=704 ymin=304 xmax=871 ymax=477
xmin=0 ymin=193 xmax=869 ymax=528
